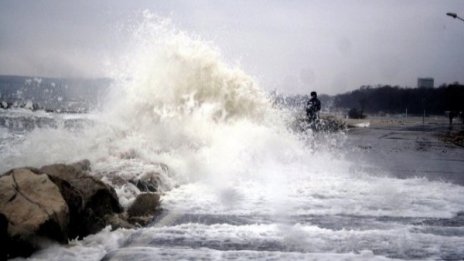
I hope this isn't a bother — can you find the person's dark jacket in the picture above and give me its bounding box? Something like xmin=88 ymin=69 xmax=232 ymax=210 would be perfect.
xmin=306 ymin=97 xmax=321 ymax=115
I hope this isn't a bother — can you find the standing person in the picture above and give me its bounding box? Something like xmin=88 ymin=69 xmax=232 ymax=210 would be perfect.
xmin=449 ymin=111 xmax=456 ymax=126
xmin=306 ymin=91 xmax=321 ymax=123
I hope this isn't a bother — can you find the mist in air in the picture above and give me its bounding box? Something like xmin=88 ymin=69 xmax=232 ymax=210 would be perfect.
xmin=1 ymin=1 xmax=464 ymax=94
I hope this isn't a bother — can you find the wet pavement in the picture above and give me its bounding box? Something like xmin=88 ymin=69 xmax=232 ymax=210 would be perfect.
xmin=344 ymin=117 xmax=464 ymax=185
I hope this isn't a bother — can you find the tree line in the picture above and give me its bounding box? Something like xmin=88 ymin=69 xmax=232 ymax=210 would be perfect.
xmin=332 ymin=83 xmax=464 ymax=116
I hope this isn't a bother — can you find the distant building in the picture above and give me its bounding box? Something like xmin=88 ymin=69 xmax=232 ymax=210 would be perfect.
xmin=417 ymin=78 xmax=434 ymax=88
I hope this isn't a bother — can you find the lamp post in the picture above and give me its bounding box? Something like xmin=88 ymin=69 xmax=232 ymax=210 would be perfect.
xmin=446 ymin=12 xmax=464 ymax=22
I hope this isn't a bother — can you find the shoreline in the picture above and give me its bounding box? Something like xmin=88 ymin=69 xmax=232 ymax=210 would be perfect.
xmin=342 ymin=115 xmax=464 ymax=186
xmin=345 ymin=115 xmax=464 ymax=147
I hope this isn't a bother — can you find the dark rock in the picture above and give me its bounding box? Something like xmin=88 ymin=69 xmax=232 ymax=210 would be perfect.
xmin=127 ymin=215 xmax=155 ymax=227
xmin=128 ymin=193 xmax=160 ymax=217
xmin=130 ymin=172 xmax=161 ymax=193
xmin=127 ymin=193 xmax=161 ymax=226
xmin=106 ymin=213 xmax=134 ymax=230
xmin=0 ymin=213 xmax=11 ymax=260
xmin=130 ymin=179 xmax=157 ymax=193
xmin=69 ymin=159 xmax=91 ymax=172
xmin=0 ymin=160 xmax=166 ymax=259
xmin=293 ymin=115 xmax=346 ymax=133
xmin=40 ymin=162 xmax=122 ymax=238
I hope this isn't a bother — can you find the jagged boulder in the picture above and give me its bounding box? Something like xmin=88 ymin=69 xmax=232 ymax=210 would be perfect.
xmin=292 ymin=115 xmax=346 ymax=133
xmin=0 ymin=160 xmax=125 ymax=259
xmin=129 ymin=171 xmax=162 ymax=193
xmin=0 ymin=168 xmax=69 ymax=259
xmin=0 ymin=160 xmax=166 ymax=259
xmin=127 ymin=193 xmax=161 ymax=226
xmin=39 ymin=160 xmax=122 ymax=238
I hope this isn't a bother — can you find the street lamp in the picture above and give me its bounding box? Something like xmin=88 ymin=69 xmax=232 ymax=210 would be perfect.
xmin=446 ymin=12 xmax=464 ymax=22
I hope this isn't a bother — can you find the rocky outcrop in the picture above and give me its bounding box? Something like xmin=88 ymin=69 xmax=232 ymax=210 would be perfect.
xmin=292 ymin=115 xmax=347 ymax=133
xmin=39 ymin=160 xmax=122 ymax=238
xmin=128 ymin=193 xmax=160 ymax=217
xmin=129 ymin=171 xmax=162 ymax=193
xmin=0 ymin=160 xmax=164 ymax=259
xmin=0 ymin=161 xmax=123 ymax=259
xmin=127 ymin=193 xmax=161 ymax=226
xmin=0 ymin=169 xmax=69 ymax=259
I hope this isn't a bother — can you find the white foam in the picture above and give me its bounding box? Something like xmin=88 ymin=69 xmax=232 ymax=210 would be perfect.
xmin=354 ymin=122 xmax=370 ymax=128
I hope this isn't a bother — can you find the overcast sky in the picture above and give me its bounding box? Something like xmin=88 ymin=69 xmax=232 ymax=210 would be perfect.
xmin=1 ymin=0 xmax=463 ymax=95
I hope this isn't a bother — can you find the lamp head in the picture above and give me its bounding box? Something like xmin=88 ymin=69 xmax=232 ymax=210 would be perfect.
xmin=447 ymin=12 xmax=458 ymax=19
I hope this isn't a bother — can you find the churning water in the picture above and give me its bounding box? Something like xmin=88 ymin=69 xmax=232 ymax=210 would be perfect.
xmin=2 ymin=14 xmax=464 ymax=260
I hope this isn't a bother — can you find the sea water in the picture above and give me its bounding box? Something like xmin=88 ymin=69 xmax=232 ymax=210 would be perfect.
xmin=2 ymin=14 xmax=464 ymax=260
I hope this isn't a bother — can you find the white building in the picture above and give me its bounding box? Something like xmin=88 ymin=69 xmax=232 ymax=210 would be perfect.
xmin=417 ymin=78 xmax=434 ymax=88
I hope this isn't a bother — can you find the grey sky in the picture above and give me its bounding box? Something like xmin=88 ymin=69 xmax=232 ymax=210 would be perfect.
xmin=0 ymin=0 xmax=463 ymax=95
